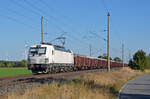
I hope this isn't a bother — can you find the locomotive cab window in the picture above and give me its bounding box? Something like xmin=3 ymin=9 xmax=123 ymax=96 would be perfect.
xmin=29 ymin=47 xmax=47 ymax=56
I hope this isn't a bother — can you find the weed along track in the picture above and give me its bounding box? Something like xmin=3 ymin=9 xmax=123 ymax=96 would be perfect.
xmin=0 ymin=68 xmax=115 ymax=96
xmin=1 ymin=67 xmax=145 ymax=99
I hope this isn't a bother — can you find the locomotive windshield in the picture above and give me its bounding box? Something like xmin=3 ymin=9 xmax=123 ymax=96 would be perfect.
xmin=29 ymin=47 xmax=46 ymax=55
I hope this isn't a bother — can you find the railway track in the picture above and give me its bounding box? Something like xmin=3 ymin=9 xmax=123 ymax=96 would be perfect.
xmin=0 ymin=67 xmax=121 ymax=96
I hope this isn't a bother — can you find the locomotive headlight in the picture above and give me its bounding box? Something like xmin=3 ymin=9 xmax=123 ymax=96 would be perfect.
xmin=45 ymin=58 xmax=49 ymax=63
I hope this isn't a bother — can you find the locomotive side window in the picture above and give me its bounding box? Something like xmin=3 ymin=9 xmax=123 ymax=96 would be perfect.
xmin=54 ymin=45 xmax=71 ymax=53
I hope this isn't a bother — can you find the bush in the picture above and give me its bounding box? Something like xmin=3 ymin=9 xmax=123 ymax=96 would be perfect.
xmin=98 ymin=53 xmax=112 ymax=60
xmin=129 ymin=50 xmax=146 ymax=71
xmin=0 ymin=60 xmax=27 ymax=67
xmin=145 ymin=56 xmax=150 ymax=69
xmin=113 ymin=57 xmax=122 ymax=62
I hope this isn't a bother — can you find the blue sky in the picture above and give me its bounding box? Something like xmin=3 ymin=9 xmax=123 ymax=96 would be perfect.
xmin=0 ymin=0 xmax=150 ymax=62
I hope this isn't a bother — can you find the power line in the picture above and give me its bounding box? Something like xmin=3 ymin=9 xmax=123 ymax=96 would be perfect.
xmin=23 ymin=0 xmax=46 ymax=15
xmin=10 ymin=0 xmax=111 ymax=56
xmin=82 ymin=29 xmax=121 ymax=58
xmin=89 ymin=31 xmax=106 ymax=41
xmin=44 ymin=19 xmax=90 ymax=48
xmin=1 ymin=7 xmax=39 ymax=26
xmin=23 ymin=0 xmax=67 ymax=27
xmin=99 ymin=1 xmax=124 ymax=60
xmin=10 ymin=0 xmax=66 ymax=33
xmin=110 ymin=18 xmax=122 ymax=45
xmin=38 ymin=0 xmax=73 ymax=25
xmin=43 ymin=17 xmax=66 ymax=32
xmin=0 ymin=13 xmax=37 ymax=30
xmin=22 ymin=0 xmax=92 ymax=48
xmin=10 ymin=0 xmax=42 ymax=16
xmin=40 ymin=3 xmax=122 ymax=59
xmin=100 ymin=0 xmax=109 ymax=12
xmin=21 ymin=0 xmax=72 ymax=36
xmin=91 ymin=48 xmax=103 ymax=56
xmin=28 ymin=0 xmax=92 ymax=46
xmin=82 ymin=30 xmax=106 ymax=53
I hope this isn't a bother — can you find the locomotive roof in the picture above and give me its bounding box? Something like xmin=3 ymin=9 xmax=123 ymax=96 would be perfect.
xmin=30 ymin=43 xmax=72 ymax=53
xmin=41 ymin=42 xmax=65 ymax=48
xmin=31 ymin=42 xmax=65 ymax=48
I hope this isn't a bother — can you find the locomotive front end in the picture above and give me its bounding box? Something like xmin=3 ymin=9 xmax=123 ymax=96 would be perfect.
xmin=28 ymin=44 xmax=50 ymax=73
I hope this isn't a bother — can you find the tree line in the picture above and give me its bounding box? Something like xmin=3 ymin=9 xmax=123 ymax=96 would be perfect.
xmin=98 ymin=53 xmax=122 ymax=62
xmin=129 ymin=50 xmax=150 ymax=71
xmin=98 ymin=50 xmax=150 ymax=71
xmin=0 ymin=60 xmax=27 ymax=67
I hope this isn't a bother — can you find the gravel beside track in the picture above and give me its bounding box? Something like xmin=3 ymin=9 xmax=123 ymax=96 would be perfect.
xmin=0 ymin=68 xmax=119 ymax=96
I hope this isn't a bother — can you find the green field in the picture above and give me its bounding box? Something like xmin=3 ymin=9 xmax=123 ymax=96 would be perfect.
xmin=0 ymin=68 xmax=32 ymax=78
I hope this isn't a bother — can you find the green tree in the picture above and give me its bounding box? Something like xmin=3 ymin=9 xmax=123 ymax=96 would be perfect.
xmin=0 ymin=61 xmax=5 ymax=67
xmin=98 ymin=55 xmax=103 ymax=58
xmin=98 ymin=53 xmax=112 ymax=60
xmin=0 ymin=60 xmax=28 ymax=68
xmin=7 ymin=62 xmax=12 ymax=68
xmin=145 ymin=55 xmax=150 ymax=69
xmin=113 ymin=57 xmax=122 ymax=62
xmin=131 ymin=50 xmax=147 ymax=71
xmin=21 ymin=60 xmax=27 ymax=67
xmin=128 ymin=59 xmax=134 ymax=69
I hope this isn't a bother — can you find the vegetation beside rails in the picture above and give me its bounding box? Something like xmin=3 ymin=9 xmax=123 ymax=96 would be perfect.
xmin=7 ymin=67 xmax=150 ymax=99
xmin=129 ymin=50 xmax=150 ymax=71
xmin=0 ymin=60 xmax=27 ymax=68
xmin=0 ymin=68 xmax=32 ymax=78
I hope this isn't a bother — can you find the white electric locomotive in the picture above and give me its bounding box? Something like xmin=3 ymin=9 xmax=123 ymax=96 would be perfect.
xmin=28 ymin=43 xmax=128 ymax=73
xmin=28 ymin=43 xmax=74 ymax=73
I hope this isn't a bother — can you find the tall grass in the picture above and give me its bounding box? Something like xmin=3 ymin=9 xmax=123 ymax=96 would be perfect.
xmin=6 ymin=67 xmax=150 ymax=99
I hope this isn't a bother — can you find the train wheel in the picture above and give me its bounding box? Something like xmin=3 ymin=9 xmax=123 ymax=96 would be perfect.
xmin=43 ymin=68 xmax=48 ymax=74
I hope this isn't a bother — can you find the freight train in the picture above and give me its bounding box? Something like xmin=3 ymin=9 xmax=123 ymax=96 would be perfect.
xmin=27 ymin=43 xmax=128 ymax=73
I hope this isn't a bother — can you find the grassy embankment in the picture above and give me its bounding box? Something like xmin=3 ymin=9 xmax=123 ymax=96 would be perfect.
xmin=6 ymin=68 xmax=150 ymax=99
xmin=0 ymin=68 xmax=32 ymax=78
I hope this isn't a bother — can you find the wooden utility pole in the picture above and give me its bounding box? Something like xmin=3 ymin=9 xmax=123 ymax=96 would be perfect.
xmin=107 ymin=12 xmax=110 ymax=71
xmin=41 ymin=16 xmax=44 ymax=43
xmin=122 ymin=44 xmax=124 ymax=68
xmin=89 ymin=44 xmax=92 ymax=57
